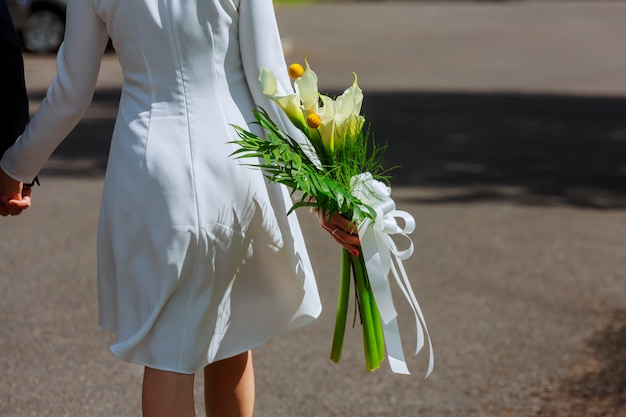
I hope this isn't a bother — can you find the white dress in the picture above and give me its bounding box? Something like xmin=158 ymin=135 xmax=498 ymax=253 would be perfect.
xmin=0 ymin=0 xmax=322 ymax=373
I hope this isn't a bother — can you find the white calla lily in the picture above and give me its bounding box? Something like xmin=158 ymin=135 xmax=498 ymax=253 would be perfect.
xmin=295 ymin=59 xmax=320 ymax=114
xmin=259 ymin=67 xmax=307 ymax=131
xmin=259 ymin=62 xmax=365 ymax=157
xmin=335 ymin=73 xmax=363 ymax=123
xmin=260 ymin=67 xmax=283 ymax=97
xmin=311 ymin=74 xmax=366 ymax=153
xmin=333 ymin=75 xmax=365 ymax=148
xmin=316 ymin=95 xmax=338 ymax=153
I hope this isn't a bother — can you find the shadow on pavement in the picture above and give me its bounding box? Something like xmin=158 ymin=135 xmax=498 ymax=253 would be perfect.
xmin=36 ymin=87 xmax=626 ymax=209
xmin=567 ymin=309 xmax=626 ymax=410
xmin=362 ymin=91 xmax=626 ymax=210
xmin=537 ymin=309 xmax=626 ymax=416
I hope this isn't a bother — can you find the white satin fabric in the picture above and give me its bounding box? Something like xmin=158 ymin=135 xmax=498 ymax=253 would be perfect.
xmin=352 ymin=173 xmax=433 ymax=376
xmin=0 ymin=0 xmax=322 ymax=373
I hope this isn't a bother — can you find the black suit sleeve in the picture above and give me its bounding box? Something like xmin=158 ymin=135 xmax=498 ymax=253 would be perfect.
xmin=0 ymin=0 xmax=29 ymax=159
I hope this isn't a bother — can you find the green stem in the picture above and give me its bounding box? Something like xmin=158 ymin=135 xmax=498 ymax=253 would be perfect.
xmin=352 ymin=253 xmax=381 ymax=372
xmin=330 ymin=248 xmax=352 ymax=363
xmin=370 ymin=295 xmax=386 ymax=363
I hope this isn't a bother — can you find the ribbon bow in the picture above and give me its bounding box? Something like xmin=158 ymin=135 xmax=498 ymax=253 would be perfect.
xmin=351 ymin=173 xmax=434 ymax=376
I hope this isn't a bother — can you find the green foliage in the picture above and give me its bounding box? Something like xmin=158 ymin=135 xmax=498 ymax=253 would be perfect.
xmin=230 ymin=107 xmax=390 ymax=221
xmin=330 ymin=124 xmax=392 ymax=194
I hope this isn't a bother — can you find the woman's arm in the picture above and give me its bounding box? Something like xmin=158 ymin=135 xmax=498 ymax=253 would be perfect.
xmin=238 ymin=0 xmax=361 ymax=252
xmin=0 ymin=0 xmax=109 ymax=183
xmin=238 ymin=0 xmax=302 ymax=139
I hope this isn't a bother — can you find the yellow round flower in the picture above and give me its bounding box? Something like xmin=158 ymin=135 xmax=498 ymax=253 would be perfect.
xmin=288 ymin=63 xmax=304 ymax=79
xmin=306 ymin=113 xmax=321 ymax=129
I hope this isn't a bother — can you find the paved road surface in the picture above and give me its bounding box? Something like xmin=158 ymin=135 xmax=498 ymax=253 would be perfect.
xmin=2 ymin=2 xmax=625 ymax=416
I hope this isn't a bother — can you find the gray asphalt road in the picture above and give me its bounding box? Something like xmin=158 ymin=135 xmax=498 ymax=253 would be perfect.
xmin=2 ymin=2 xmax=626 ymax=417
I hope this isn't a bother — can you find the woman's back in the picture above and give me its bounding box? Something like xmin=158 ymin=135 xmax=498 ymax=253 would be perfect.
xmin=96 ymin=0 xmax=247 ymax=115
xmin=93 ymin=0 xmax=265 ymax=229
xmin=93 ymin=0 xmax=322 ymax=372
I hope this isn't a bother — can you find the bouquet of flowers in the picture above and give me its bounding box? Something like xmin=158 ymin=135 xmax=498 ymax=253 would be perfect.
xmin=231 ymin=58 xmax=433 ymax=376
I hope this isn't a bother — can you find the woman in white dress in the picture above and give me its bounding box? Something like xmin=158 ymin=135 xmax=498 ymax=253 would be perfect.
xmin=0 ymin=0 xmax=360 ymax=416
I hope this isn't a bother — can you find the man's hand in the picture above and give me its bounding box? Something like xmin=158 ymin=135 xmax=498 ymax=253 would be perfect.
xmin=0 ymin=168 xmax=31 ymax=216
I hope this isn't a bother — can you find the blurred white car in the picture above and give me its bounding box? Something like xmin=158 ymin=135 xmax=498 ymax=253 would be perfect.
xmin=8 ymin=0 xmax=68 ymax=54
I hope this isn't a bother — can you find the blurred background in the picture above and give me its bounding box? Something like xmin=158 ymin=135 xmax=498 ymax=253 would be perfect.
xmin=2 ymin=1 xmax=625 ymax=416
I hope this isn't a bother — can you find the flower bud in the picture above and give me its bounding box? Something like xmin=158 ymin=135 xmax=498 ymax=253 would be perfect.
xmin=288 ymin=63 xmax=305 ymax=79
xmin=306 ymin=113 xmax=321 ymax=129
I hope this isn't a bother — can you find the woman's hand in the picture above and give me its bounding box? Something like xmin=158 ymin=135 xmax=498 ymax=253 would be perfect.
xmin=315 ymin=209 xmax=361 ymax=257
xmin=0 ymin=168 xmax=31 ymax=216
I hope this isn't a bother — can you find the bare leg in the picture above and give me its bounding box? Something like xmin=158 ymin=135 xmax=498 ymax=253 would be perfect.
xmin=142 ymin=367 xmax=196 ymax=417
xmin=204 ymin=350 xmax=255 ymax=417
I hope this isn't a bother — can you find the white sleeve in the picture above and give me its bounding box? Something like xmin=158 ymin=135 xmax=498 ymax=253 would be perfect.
xmin=0 ymin=0 xmax=109 ymax=183
xmin=238 ymin=0 xmax=305 ymax=141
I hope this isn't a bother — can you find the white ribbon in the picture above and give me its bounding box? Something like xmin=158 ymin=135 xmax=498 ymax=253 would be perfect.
xmin=351 ymin=173 xmax=434 ymax=377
